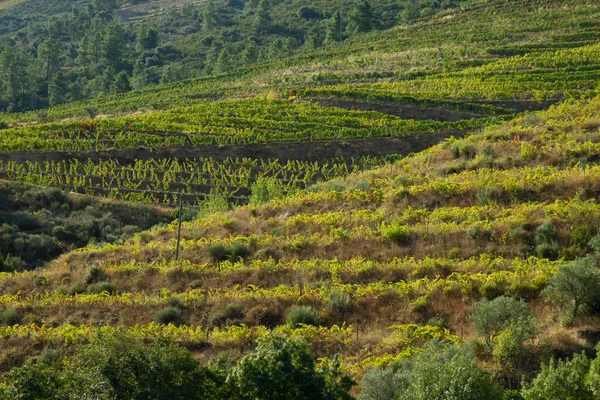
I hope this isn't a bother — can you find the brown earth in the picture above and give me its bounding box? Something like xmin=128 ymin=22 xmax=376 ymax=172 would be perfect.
xmin=0 ymin=130 xmax=468 ymax=165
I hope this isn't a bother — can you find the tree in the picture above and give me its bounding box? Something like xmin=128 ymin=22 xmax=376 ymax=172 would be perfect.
xmin=48 ymin=71 xmax=68 ymax=106
xmin=37 ymin=39 xmax=60 ymax=82
xmin=111 ymin=71 xmax=131 ymax=93
xmin=348 ymin=0 xmax=375 ymax=33
xmin=241 ymin=41 xmax=258 ymax=64
xmin=360 ymin=341 xmax=502 ymax=400
xmin=542 ymin=255 xmax=600 ymax=319
xmin=3 ymin=333 xmax=225 ymax=399
xmin=399 ymin=3 xmax=420 ymax=24
xmin=228 ymin=335 xmax=354 ymax=400
xmin=325 ymin=10 xmax=344 ymax=44
xmin=102 ymin=22 xmax=126 ymax=69
xmin=136 ymin=25 xmax=159 ymax=52
xmin=253 ymin=0 xmax=272 ymax=33
xmin=202 ymin=0 xmax=220 ymax=31
xmin=214 ymin=48 xmax=232 ymax=74
xmin=469 ymin=296 xmax=535 ymax=347
xmin=521 ymin=352 xmax=593 ymax=400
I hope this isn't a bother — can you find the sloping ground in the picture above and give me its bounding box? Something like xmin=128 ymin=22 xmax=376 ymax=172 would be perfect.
xmin=4 ymin=0 xmax=600 ymax=124
xmin=1 ymin=96 xmax=600 ymax=383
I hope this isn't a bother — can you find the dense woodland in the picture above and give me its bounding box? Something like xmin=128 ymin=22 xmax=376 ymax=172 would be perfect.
xmin=0 ymin=0 xmax=465 ymax=112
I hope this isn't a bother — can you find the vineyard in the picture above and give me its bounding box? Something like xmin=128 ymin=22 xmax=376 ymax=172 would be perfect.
xmin=2 ymin=0 xmax=600 ymax=398
xmin=0 ymin=156 xmax=390 ymax=205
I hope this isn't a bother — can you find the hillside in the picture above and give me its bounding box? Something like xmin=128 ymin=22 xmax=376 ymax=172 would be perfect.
xmin=2 ymin=0 xmax=600 ymax=398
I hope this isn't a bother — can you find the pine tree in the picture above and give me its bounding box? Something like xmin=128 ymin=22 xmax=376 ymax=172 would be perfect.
xmin=48 ymin=71 xmax=68 ymax=106
xmin=325 ymin=10 xmax=343 ymax=44
xmin=136 ymin=25 xmax=159 ymax=52
xmin=102 ymin=23 xmax=126 ymax=69
xmin=202 ymin=0 xmax=220 ymax=31
xmin=348 ymin=0 xmax=375 ymax=33
xmin=111 ymin=71 xmax=131 ymax=93
xmin=214 ymin=48 xmax=232 ymax=75
xmin=241 ymin=42 xmax=259 ymax=65
xmin=37 ymin=39 xmax=60 ymax=82
xmin=253 ymin=0 xmax=272 ymax=33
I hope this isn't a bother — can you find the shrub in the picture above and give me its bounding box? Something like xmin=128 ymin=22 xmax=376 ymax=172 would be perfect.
xmin=571 ymin=225 xmax=594 ymax=248
xmin=155 ymin=307 xmax=183 ymax=325
xmin=208 ymin=243 xmax=229 ymax=262
xmin=67 ymin=282 xmax=85 ymax=296
xmin=534 ymin=222 xmax=557 ymax=244
xmin=228 ymin=335 xmax=354 ymax=400
xmin=380 ymin=222 xmax=412 ymax=245
xmin=359 ymin=366 xmax=408 ymax=400
xmin=542 ymin=255 xmax=600 ymax=318
xmin=87 ymin=282 xmax=117 ymax=295
xmin=286 ymin=306 xmax=319 ymax=327
xmin=325 ymin=291 xmax=353 ymax=317
xmin=364 ymin=341 xmax=502 ymax=400
xmin=535 ymin=243 xmax=559 ymax=260
xmin=229 ymin=242 xmax=250 ymax=261
xmin=521 ymin=352 xmax=593 ymax=400
xmin=85 ymin=266 xmax=107 ymax=285
xmin=469 ymin=296 xmax=534 ymax=347
xmin=0 ymin=306 xmax=21 ymax=326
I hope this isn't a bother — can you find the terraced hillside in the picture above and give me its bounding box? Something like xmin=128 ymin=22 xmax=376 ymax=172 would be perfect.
xmin=2 ymin=0 xmax=600 ymax=398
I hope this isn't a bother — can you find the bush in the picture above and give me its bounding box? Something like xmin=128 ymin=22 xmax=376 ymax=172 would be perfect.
xmin=67 ymin=282 xmax=85 ymax=296
xmin=155 ymin=307 xmax=183 ymax=325
xmin=0 ymin=306 xmax=20 ymax=326
xmin=359 ymin=365 xmax=408 ymax=400
xmin=286 ymin=306 xmax=319 ymax=327
xmin=542 ymin=255 xmax=600 ymax=318
xmin=87 ymin=282 xmax=117 ymax=295
xmin=380 ymin=222 xmax=412 ymax=245
xmin=229 ymin=242 xmax=250 ymax=261
xmin=325 ymin=291 xmax=353 ymax=317
xmin=571 ymin=225 xmax=594 ymax=248
xmin=362 ymin=341 xmax=502 ymax=400
xmin=534 ymin=222 xmax=557 ymax=244
xmin=469 ymin=296 xmax=534 ymax=347
xmin=84 ymin=266 xmax=107 ymax=285
xmin=521 ymin=352 xmax=593 ymax=400
xmin=535 ymin=243 xmax=559 ymax=260
xmin=228 ymin=335 xmax=354 ymax=400
xmin=208 ymin=243 xmax=229 ymax=262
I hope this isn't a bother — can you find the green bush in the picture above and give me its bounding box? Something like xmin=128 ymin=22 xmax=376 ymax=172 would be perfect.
xmin=155 ymin=307 xmax=184 ymax=325
xmin=360 ymin=341 xmax=502 ymax=400
xmin=325 ymin=291 xmax=353 ymax=317
xmin=229 ymin=335 xmax=354 ymax=400
xmin=521 ymin=352 xmax=593 ymax=400
xmin=571 ymin=225 xmax=594 ymax=248
xmin=0 ymin=306 xmax=20 ymax=326
xmin=229 ymin=242 xmax=250 ymax=261
xmin=380 ymin=222 xmax=412 ymax=245
xmin=84 ymin=266 xmax=107 ymax=285
xmin=542 ymin=255 xmax=600 ymax=318
xmin=286 ymin=306 xmax=319 ymax=327
xmin=469 ymin=296 xmax=534 ymax=347
xmin=67 ymin=282 xmax=85 ymax=296
xmin=534 ymin=222 xmax=557 ymax=244
xmin=208 ymin=243 xmax=229 ymax=262
xmin=87 ymin=282 xmax=117 ymax=295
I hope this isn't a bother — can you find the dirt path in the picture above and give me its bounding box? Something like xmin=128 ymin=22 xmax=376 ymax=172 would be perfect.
xmin=0 ymin=130 xmax=467 ymax=165
xmin=312 ymin=98 xmax=486 ymax=121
